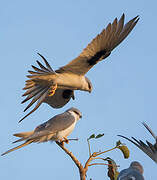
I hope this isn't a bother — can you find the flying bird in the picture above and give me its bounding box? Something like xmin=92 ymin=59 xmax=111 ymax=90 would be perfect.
xmin=20 ymin=14 xmax=139 ymax=122
xmin=118 ymin=122 xmax=157 ymax=163
xmin=117 ymin=161 xmax=144 ymax=180
xmin=2 ymin=107 xmax=82 ymax=156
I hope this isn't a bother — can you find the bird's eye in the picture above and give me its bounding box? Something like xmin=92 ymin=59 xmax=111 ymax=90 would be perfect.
xmin=74 ymin=111 xmax=79 ymax=115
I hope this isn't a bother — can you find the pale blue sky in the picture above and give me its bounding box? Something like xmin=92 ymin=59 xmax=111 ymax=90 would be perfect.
xmin=1 ymin=0 xmax=157 ymax=179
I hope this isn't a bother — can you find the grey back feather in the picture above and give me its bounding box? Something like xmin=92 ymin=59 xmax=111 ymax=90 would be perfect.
xmin=118 ymin=168 xmax=144 ymax=180
xmin=118 ymin=162 xmax=144 ymax=180
xmin=35 ymin=112 xmax=75 ymax=133
xmin=26 ymin=112 xmax=76 ymax=140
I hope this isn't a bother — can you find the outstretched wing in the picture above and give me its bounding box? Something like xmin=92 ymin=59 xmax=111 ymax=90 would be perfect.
xmin=118 ymin=135 xmax=157 ymax=163
xmin=118 ymin=122 xmax=157 ymax=163
xmin=56 ymin=14 xmax=139 ymax=75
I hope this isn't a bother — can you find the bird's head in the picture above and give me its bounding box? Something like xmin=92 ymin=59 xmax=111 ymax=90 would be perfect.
xmin=85 ymin=77 xmax=93 ymax=93
xmin=66 ymin=107 xmax=82 ymax=120
xmin=130 ymin=161 xmax=144 ymax=174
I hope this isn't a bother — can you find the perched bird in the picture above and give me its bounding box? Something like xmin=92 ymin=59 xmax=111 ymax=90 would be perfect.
xmin=118 ymin=122 xmax=157 ymax=163
xmin=1 ymin=107 xmax=82 ymax=156
xmin=117 ymin=161 xmax=144 ymax=180
xmin=20 ymin=14 xmax=139 ymax=122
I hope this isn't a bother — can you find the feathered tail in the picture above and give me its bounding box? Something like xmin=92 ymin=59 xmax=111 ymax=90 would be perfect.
xmin=12 ymin=131 xmax=34 ymax=143
xmin=19 ymin=53 xmax=56 ymax=123
xmin=1 ymin=139 xmax=33 ymax=156
xmin=14 ymin=131 xmax=34 ymax=138
xmin=1 ymin=131 xmax=35 ymax=156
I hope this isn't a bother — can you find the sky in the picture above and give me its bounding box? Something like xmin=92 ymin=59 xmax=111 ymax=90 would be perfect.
xmin=1 ymin=0 xmax=157 ymax=179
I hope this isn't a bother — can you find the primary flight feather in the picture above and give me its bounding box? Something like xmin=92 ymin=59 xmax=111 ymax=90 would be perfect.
xmin=118 ymin=122 xmax=157 ymax=163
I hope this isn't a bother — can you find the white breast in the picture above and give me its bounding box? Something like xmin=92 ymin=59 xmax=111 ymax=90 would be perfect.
xmin=57 ymin=121 xmax=77 ymax=139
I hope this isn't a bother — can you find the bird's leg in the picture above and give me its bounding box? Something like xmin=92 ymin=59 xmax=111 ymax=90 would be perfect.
xmin=63 ymin=137 xmax=69 ymax=144
xmin=58 ymin=137 xmax=69 ymax=146
xmin=60 ymin=141 xmax=65 ymax=146
xmin=48 ymin=84 xmax=57 ymax=96
xmin=57 ymin=138 xmax=65 ymax=146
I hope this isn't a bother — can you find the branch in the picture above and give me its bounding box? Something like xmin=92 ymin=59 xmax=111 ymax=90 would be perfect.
xmin=84 ymin=152 xmax=98 ymax=173
xmin=89 ymin=163 xmax=110 ymax=166
xmin=55 ymin=139 xmax=121 ymax=180
xmin=55 ymin=141 xmax=86 ymax=180
xmin=84 ymin=146 xmax=119 ymax=174
xmin=87 ymin=139 xmax=92 ymax=156
xmin=93 ymin=147 xmax=117 ymax=157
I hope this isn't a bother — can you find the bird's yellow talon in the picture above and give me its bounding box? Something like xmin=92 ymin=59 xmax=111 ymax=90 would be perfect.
xmin=48 ymin=84 xmax=57 ymax=96
xmin=63 ymin=137 xmax=69 ymax=144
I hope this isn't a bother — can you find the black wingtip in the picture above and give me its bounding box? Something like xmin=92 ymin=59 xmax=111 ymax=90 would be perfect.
xmin=19 ymin=114 xmax=28 ymax=123
xmin=37 ymin=52 xmax=45 ymax=60
xmin=18 ymin=119 xmax=23 ymax=123
xmin=117 ymin=134 xmax=125 ymax=138
xmin=132 ymin=15 xmax=140 ymax=23
xmin=37 ymin=52 xmax=41 ymax=56
xmin=19 ymin=115 xmax=26 ymax=123
xmin=21 ymin=99 xmax=27 ymax=104
xmin=135 ymin=16 xmax=140 ymax=22
xmin=121 ymin=13 xmax=125 ymax=18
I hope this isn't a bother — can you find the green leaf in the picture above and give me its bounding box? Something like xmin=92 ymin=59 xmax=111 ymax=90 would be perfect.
xmin=88 ymin=134 xmax=95 ymax=140
xmin=95 ymin=133 xmax=104 ymax=139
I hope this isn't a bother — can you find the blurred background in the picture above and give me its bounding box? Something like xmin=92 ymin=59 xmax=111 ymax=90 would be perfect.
xmin=1 ymin=0 xmax=157 ymax=179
